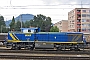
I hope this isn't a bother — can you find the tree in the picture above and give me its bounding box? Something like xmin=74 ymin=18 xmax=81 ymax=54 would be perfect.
xmin=50 ymin=26 xmax=59 ymax=32
xmin=22 ymin=21 xmax=25 ymax=28
xmin=2 ymin=27 xmax=10 ymax=33
xmin=25 ymin=21 xmax=30 ymax=28
xmin=9 ymin=16 xmax=15 ymax=31
xmin=44 ymin=17 xmax=52 ymax=32
xmin=29 ymin=14 xmax=52 ymax=32
xmin=15 ymin=20 xmax=25 ymax=31
xmin=0 ymin=16 xmax=6 ymax=33
xmin=15 ymin=20 xmax=21 ymax=31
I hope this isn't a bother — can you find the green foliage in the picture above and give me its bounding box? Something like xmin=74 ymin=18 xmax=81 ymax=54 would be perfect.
xmin=15 ymin=20 xmax=25 ymax=31
xmin=28 ymin=14 xmax=52 ymax=32
xmin=50 ymin=26 xmax=59 ymax=32
xmin=9 ymin=16 xmax=15 ymax=30
xmin=0 ymin=16 xmax=6 ymax=26
xmin=0 ymin=16 xmax=6 ymax=33
xmin=9 ymin=14 xmax=52 ymax=32
xmin=2 ymin=28 xmax=10 ymax=33
xmin=15 ymin=20 xmax=21 ymax=31
xmin=22 ymin=21 xmax=25 ymax=28
xmin=24 ymin=21 xmax=30 ymax=28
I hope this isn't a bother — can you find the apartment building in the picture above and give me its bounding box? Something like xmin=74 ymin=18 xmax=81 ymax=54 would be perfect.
xmin=54 ymin=20 xmax=68 ymax=32
xmin=68 ymin=8 xmax=90 ymax=33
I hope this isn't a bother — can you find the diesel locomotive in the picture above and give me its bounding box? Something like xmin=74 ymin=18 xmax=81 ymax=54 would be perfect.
xmin=5 ymin=27 xmax=86 ymax=51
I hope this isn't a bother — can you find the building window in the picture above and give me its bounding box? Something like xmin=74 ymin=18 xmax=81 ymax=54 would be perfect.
xmin=72 ymin=15 xmax=74 ymax=18
xmin=82 ymin=10 xmax=86 ymax=13
xmin=82 ymin=24 xmax=84 ymax=26
xmin=70 ymin=21 xmax=71 ymax=23
xmin=88 ymin=29 xmax=90 ymax=31
xmin=87 ymin=19 xmax=90 ymax=22
xmin=89 ymin=10 xmax=90 ymax=13
xmin=77 ymin=24 xmax=80 ymax=26
xmin=87 ymin=14 xmax=90 ymax=17
xmin=72 ymin=23 xmax=74 ymax=24
xmin=77 ymin=20 xmax=79 ymax=22
xmin=72 ymin=20 xmax=74 ymax=22
xmin=82 ymin=24 xmax=87 ymax=27
xmin=77 ymin=20 xmax=81 ymax=22
xmin=82 ymin=14 xmax=86 ymax=17
xmin=59 ymin=23 xmax=61 ymax=25
xmin=82 ymin=28 xmax=86 ymax=31
xmin=70 ymin=17 xmax=71 ymax=19
xmin=88 ymin=24 xmax=90 ymax=27
xmin=82 ymin=19 xmax=86 ymax=22
xmin=70 ymin=25 xmax=73 ymax=28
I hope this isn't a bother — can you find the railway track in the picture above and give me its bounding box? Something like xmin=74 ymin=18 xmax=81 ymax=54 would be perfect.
xmin=0 ymin=55 xmax=90 ymax=60
xmin=0 ymin=48 xmax=90 ymax=54
xmin=0 ymin=48 xmax=89 ymax=60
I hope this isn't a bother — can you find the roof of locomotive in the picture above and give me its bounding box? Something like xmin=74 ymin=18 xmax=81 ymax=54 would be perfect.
xmin=20 ymin=28 xmax=39 ymax=30
xmin=36 ymin=32 xmax=83 ymax=34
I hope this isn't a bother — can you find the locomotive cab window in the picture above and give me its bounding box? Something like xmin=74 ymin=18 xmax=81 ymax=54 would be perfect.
xmin=35 ymin=29 xmax=38 ymax=33
xmin=28 ymin=30 xmax=31 ymax=32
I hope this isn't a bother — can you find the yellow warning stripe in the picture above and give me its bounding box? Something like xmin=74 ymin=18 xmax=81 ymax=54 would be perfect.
xmin=8 ymin=33 xmax=20 ymax=42
xmin=13 ymin=33 xmax=19 ymax=40
xmin=7 ymin=40 xmax=21 ymax=42
xmin=35 ymin=41 xmax=84 ymax=44
xmin=72 ymin=35 xmax=77 ymax=41
xmin=74 ymin=34 xmax=82 ymax=41
xmin=9 ymin=33 xmax=16 ymax=40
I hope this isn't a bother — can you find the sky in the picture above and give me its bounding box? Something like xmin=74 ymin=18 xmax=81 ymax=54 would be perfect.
xmin=0 ymin=0 xmax=90 ymax=23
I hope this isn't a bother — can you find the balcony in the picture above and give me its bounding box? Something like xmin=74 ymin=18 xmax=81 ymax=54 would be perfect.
xmin=77 ymin=12 xmax=81 ymax=14
xmin=77 ymin=29 xmax=81 ymax=32
xmin=77 ymin=17 xmax=81 ymax=19
xmin=77 ymin=26 xmax=81 ymax=28
xmin=77 ymin=22 xmax=81 ymax=24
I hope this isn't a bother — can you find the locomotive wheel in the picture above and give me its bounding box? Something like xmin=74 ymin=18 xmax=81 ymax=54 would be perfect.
xmin=56 ymin=47 xmax=62 ymax=51
xmin=27 ymin=45 xmax=35 ymax=50
xmin=15 ymin=47 xmax=21 ymax=50
xmin=74 ymin=48 xmax=80 ymax=51
xmin=11 ymin=46 xmax=15 ymax=50
xmin=30 ymin=47 xmax=34 ymax=50
xmin=11 ymin=45 xmax=21 ymax=50
xmin=70 ymin=47 xmax=80 ymax=51
xmin=30 ymin=43 xmax=35 ymax=50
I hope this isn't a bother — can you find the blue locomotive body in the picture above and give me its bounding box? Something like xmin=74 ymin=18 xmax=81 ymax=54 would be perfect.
xmin=36 ymin=32 xmax=83 ymax=42
xmin=7 ymin=32 xmax=83 ymax=42
xmin=6 ymin=28 xmax=85 ymax=50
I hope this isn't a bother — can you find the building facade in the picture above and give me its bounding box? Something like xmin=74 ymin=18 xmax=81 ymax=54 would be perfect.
xmin=54 ymin=20 xmax=68 ymax=32
xmin=68 ymin=8 xmax=90 ymax=33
